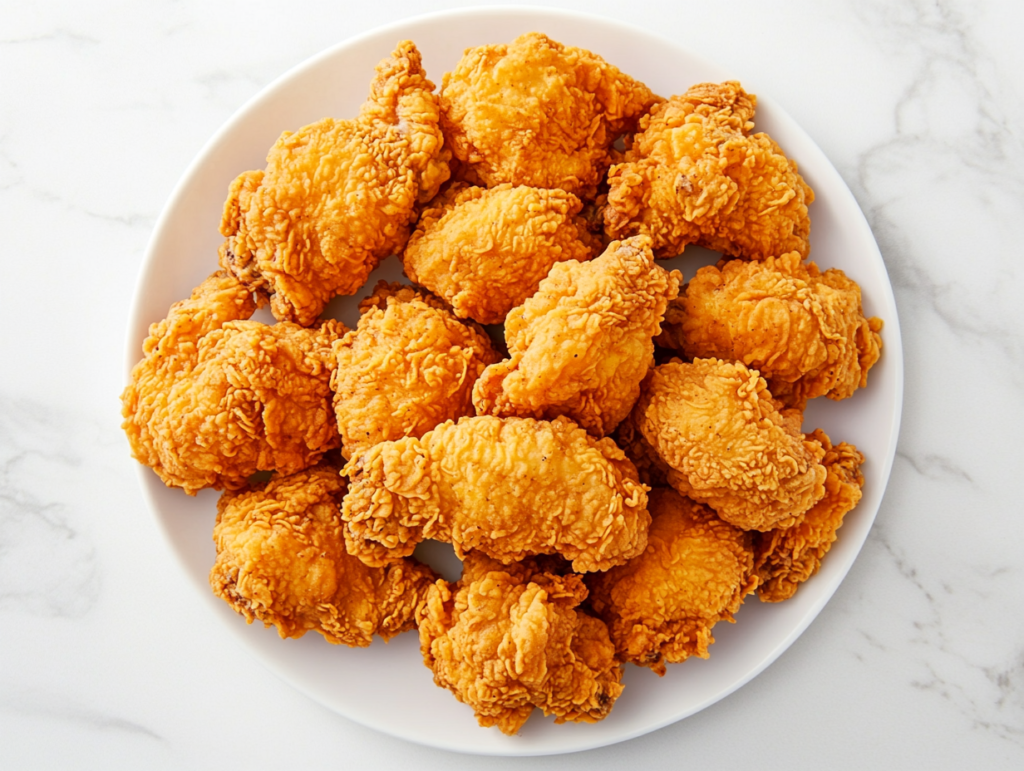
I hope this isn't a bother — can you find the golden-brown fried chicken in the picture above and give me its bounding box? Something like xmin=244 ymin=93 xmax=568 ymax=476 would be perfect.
xmin=210 ymin=466 xmax=437 ymax=645
xmin=754 ymin=430 xmax=865 ymax=602
xmin=121 ymin=271 xmax=344 ymax=495
xmin=418 ymin=552 xmax=623 ymax=735
xmin=587 ymin=489 xmax=758 ymax=675
xmin=341 ymin=415 xmax=650 ymax=572
xmin=628 ymin=358 xmax=827 ymax=531
xmin=402 ymin=183 xmax=601 ymax=324
xmin=472 ymin=236 xmax=681 ymax=437
xmin=659 ymin=253 xmax=883 ymax=408
xmin=329 ymin=282 xmax=499 ymax=460
xmin=219 ymin=41 xmax=450 ymax=326
xmin=440 ymin=33 xmax=660 ymax=197
xmin=604 ymin=81 xmax=813 ymax=260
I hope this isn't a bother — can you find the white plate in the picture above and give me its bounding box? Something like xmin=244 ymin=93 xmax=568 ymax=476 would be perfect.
xmin=124 ymin=6 xmax=903 ymax=757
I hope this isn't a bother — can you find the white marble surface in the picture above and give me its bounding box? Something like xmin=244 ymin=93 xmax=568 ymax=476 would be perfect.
xmin=2 ymin=0 xmax=1022 ymax=767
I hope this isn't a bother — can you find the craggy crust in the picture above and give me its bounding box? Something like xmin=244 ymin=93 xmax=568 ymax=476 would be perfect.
xmin=586 ymin=489 xmax=758 ymax=675
xmin=603 ymin=81 xmax=814 ymax=260
xmin=418 ymin=553 xmax=623 ymax=735
xmin=402 ymin=183 xmax=601 ymax=324
xmin=341 ymin=415 xmax=650 ymax=573
xmin=219 ymin=41 xmax=450 ymax=326
xmin=210 ymin=466 xmax=437 ymax=645
xmin=121 ymin=271 xmax=344 ymax=495
xmin=472 ymin=236 xmax=681 ymax=437
xmin=628 ymin=358 xmax=827 ymax=531
xmin=659 ymin=253 xmax=883 ymax=408
xmin=754 ymin=430 xmax=865 ymax=602
xmin=440 ymin=32 xmax=660 ymax=197
xmin=329 ymin=282 xmax=500 ymax=460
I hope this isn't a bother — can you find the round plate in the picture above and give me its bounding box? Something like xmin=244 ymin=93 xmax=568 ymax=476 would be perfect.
xmin=125 ymin=6 xmax=903 ymax=757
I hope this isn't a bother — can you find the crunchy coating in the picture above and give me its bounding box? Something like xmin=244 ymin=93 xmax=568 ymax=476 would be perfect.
xmin=341 ymin=415 xmax=650 ymax=572
xmin=330 ymin=282 xmax=499 ymax=460
xmin=418 ymin=553 xmax=624 ymax=735
xmin=472 ymin=236 xmax=681 ymax=437
xmin=754 ymin=430 xmax=865 ymax=602
xmin=604 ymin=81 xmax=813 ymax=260
xmin=219 ymin=41 xmax=450 ymax=326
xmin=629 ymin=358 xmax=827 ymax=531
xmin=210 ymin=466 xmax=437 ymax=645
xmin=121 ymin=271 xmax=344 ymax=495
xmin=402 ymin=183 xmax=601 ymax=324
xmin=659 ymin=253 xmax=883 ymax=408
xmin=587 ymin=489 xmax=758 ymax=675
xmin=440 ymin=33 xmax=660 ymax=196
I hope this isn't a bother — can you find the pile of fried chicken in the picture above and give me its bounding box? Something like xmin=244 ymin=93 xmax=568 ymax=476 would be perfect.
xmin=122 ymin=33 xmax=882 ymax=736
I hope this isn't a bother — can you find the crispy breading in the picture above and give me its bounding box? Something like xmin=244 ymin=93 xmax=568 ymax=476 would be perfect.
xmin=418 ymin=553 xmax=623 ymax=735
xmin=219 ymin=41 xmax=450 ymax=326
xmin=440 ymin=33 xmax=660 ymax=197
xmin=603 ymin=81 xmax=813 ymax=260
xmin=402 ymin=183 xmax=601 ymax=324
xmin=121 ymin=271 xmax=344 ymax=494
xmin=210 ymin=466 xmax=437 ymax=645
xmin=472 ymin=236 xmax=680 ymax=437
xmin=341 ymin=415 xmax=650 ymax=572
xmin=587 ymin=489 xmax=758 ymax=674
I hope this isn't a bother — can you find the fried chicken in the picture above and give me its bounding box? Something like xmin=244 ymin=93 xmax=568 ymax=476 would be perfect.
xmin=472 ymin=235 xmax=681 ymax=437
xmin=219 ymin=41 xmax=450 ymax=326
xmin=754 ymin=430 xmax=865 ymax=602
xmin=659 ymin=253 xmax=883 ymax=408
xmin=418 ymin=552 xmax=623 ymax=735
xmin=330 ymin=282 xmax=499 ymax=460
xmin=628 ymin=358 xmax=827 ymax=531
xmin=402 ymin=183 xmax=601 ymax=324
xmin=341 ymin=415 xmax=650 ymax=572
xmin=586 ymin=489 xmax=758 ymax=675
xmin=440 ymin=32 xmax=660 ymax=197
xmin=121 ymin=271 xmax=344 ymax=495
xmin=604 ymin=81 xmax=814 ymax=260
xmin=210 ymin=465 xmax=437 ymax=645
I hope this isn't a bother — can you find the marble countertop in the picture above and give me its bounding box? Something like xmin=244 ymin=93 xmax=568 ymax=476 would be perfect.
xmin=2 ymin=1 xmax=1022 ymax=768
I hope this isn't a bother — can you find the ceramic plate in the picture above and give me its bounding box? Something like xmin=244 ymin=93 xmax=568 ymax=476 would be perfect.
xmin=125 ymin=6 xmax=903 ymax=757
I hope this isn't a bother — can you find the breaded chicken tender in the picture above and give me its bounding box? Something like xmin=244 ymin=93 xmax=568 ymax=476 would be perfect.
xmin=418 ymin=553 xmax=623 ymax=735
xmin=604 ymin=81 xmax=813 ymax=260
xmin=121 ymin=271 xmax=344 ymax=495
xmin=587 ymin=489 xmax=758 ymax=675
xmin=402 ymin=183 xmax=601 ymax=324
xmin=659 ymin=253 xmax=883 ymax=408
xmin=473 ymin=236 xmax=681 ymax=437
xmin=219 ymin=41 xmax=450 ymax=326
xmin=629 ymin=358 xmax=827 ymax=531
xmin=754 ymin=430 xmax=865 ymax=602
xmin=330 ymin=282 xmax=499 ymax=460
xmin=210 ymin=466 xmax=437 ymax=645
xmin=440 ymin=33 xmax=660 ymax=197
xmin=341 ymin=415 xmax=650 ymax=572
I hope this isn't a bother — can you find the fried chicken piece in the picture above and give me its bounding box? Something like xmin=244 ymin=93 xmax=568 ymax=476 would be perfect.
xmin=219 ymin=41 xmax=450 ymax=326
xmin=604 ymin=81 xmax=813 ymax=260
xmin=440 ymin=33 xmax=660 ymax=197
xmin=659 ymin=253 xmax=883 ymax=408
xmin=586 ymin=489 xmax=758 ymax=675
xmin=329 ymin=282 xmax=499 ymax=460
xmin=418 ymin=552 xmax=623 ymax=735
xmin=472 ymin=236 xmax=681 ymax=437
xmin=754 ymin=430 xmax=865 ymax=602
xmin=341 ymin=415 xmax=650 ymax=572
xmin=402 ymin=183 xmax=601 ymax=324
xmin=210 ymin=466 xmax=437 ymax=645
xmin=121 ymin=271 xmax=344 ymax=495
xmin=629 ymin=358 xmax=827 ymax=531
